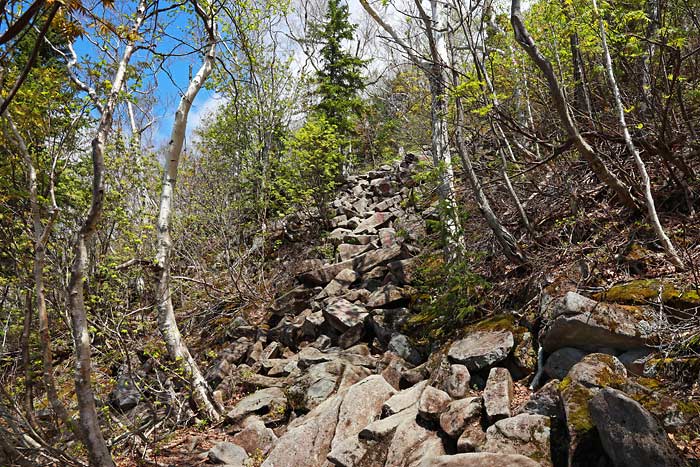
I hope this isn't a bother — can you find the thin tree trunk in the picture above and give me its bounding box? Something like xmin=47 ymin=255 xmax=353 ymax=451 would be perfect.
xmin=3 ymin=111 xmax=82 ymax=439
xmin=593 ymin=0 xmax=684 ymax=269
xmin=424 ymin=0 xmax=464 ymax=262
xmin=154 ymin=10 xmax=221 ymax=421
xmin=66 ymin=3 xmax=147 ymax=465
xmin=20 ymin=291 xmax=34 ymax=419
xmin=511 ymin=0 xmax=641 ymax=212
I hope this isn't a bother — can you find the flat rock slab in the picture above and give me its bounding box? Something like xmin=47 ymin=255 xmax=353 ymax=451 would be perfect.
xmin=448 ymin=331 xmax=514 ymax=371
xmin=226 ymin=387 xmax=287 ymax=424
xmin=332 ymin=375 xmax=396 ymax=449
xmin=542 ymin=292 xmax=657 ymax=353
xmin=355 ymin=211 xmax=393 ymax=234
xmin=323 ymin=299 xmax=369 ymax=332
xmin=483 ymin=367 xmax=513 ymax=424
xmin=589 ymin=387 xmax=687 ymax=467
xmin=261 ymin=394 xmax=343 ymax=467
xmin=482 ymin=413 xmax=553 ymax=467
xmin=421 ymin=453 xmax=542 ymax=467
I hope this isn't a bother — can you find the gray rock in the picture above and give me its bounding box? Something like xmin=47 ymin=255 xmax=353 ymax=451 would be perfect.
xmin=482 ymin=413 xmax=552 ymax=467
xmin=354 ymin=211 xmax=393 ymax=234
xmin=544 ymin=347 xmax=587 ymax=380
xmin=366 ymin=284 xmax=406 ymax=308
xmin=439 ymin=396 xmax=482 ymax=438
xmin=383 ymin=380 xmax=428 ymax=416
xmin=332 ymin=375 xmax=396 ymax=449
xmin=208 ymin=441 xmax=248 ymax=466
xmin=541 ymin=292 xmax=657 ymax=352
xmin=618 ymin=347 xmax=653 ymax=375
xmin=226 ymin=387 xmax=287 ymax=424
xmin=231 ymin=416 xmax=277 ymax=456
xmin=589 ymin=387 xmax=687 ymax=467
xmin=388 ymin=333 xmax=421 ymax=365
xmin=567 ymin=353 xmax=627 ymax=389
xmin=323 ymin=299 xmax=369 ymax=332
xmin=445 ymin=364 xmax=471 ymax=399
xmin=448 ymin=331 xmax=514 ymax=371
xmin=417 ymin=385 xmax=452 ymax=421
xmin=421 ymin=453 xmax=542 ymax=467
xmin=483 ymin=367 xmax=513 ymax=424
xmin=261 ymin=394 xmax=342 ymax=467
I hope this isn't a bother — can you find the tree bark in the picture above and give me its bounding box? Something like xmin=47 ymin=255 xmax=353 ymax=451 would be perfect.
xmin=65 ymin=2 xmax=147 ymax=465
xmin=511 ymin=0 xmax=641 ymax=212
xmin=592 ymin=0 xmax=684 ymax=269
xmin=154 ymin=7 xmax=221 ymax=421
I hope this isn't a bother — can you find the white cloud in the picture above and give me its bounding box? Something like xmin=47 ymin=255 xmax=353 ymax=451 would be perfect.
xmin=187 ymin=92 xmax=225 ymax=141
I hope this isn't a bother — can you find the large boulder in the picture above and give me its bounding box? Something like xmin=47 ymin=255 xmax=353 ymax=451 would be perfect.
xmin=589 ymin=388 xmax=687 ymax=467
xmin=482 ymin=413 xmax=552 ymax=467
xmin=448 ymin=331 xmax=514 ymax=371
xmin=332 ymin=375 xmax=396 ymax=448
xmin=287 ymin=360 xmax=370 ymax=412
xmin=261 ymin=394 xmax=343 ymax=467
xmin=541 ymin=292 xmax=657 ymax=353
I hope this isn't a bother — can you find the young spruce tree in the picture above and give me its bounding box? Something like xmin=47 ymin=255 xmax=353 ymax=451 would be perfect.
xmin=315 ymin=0 xmax=366 ymax=138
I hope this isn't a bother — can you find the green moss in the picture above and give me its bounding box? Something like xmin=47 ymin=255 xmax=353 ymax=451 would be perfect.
xmin=470 ymin=313 xmax=516 ymax=332
xmin=596 ymin=279 xmax=700 ymax=309
xmin=562 ymin=382 xmax=594 ymax=433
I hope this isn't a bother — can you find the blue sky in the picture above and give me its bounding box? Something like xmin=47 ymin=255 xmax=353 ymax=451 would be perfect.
xmin=72 ymin=2 xmax=223 ymax=149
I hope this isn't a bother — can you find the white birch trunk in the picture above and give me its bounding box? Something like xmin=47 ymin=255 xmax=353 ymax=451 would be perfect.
xmin=65 ymin=3 xmax=147 ymax=465
xmin=593 ymin=0 xmax=684 ymax=270
xmin=154 ymin=19 xmax=222 ymax=420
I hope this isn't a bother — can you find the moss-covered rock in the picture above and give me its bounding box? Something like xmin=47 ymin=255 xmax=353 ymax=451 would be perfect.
xmin=595 ymin=279 xmax=700 ymax=309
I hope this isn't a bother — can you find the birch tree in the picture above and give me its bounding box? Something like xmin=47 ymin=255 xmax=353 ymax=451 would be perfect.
xmin=359 ymin=0 xmax=464 ymax=263
xmin=65 ymin=2 xmax=148 ymax=465
xmin=154 ymin=0 xmax=222 ymax=421
xmin=510 ymin=0 xmax=641 ymax=212
xmin=592 ymin=0 xmax=684 ymax=269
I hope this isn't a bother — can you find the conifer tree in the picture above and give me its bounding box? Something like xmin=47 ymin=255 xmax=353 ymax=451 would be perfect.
xmin=315 ymin=0 xmax=366 ymax=138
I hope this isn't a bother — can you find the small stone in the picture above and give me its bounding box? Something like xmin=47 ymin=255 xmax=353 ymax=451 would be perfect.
xmin=207 ymin=441 xmax=248 ymax=465
xmin=439 ymin=397 xmax=482 ymax=438
xmin=388 ymin=333 xmax=421 ymax=365
xmin=445 ymin=364 xmax=471 ymax=399
xmin=482 ymin=413 xmax=553 ymax=467
xmin=418 ymin=385 xmax=452 ymax=421
xmin=483 ymin=367 xmax=513 ymax=424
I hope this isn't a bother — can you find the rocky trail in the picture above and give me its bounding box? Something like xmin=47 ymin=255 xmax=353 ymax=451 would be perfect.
xmin=154 ymin=154 xmax=698 ymax=467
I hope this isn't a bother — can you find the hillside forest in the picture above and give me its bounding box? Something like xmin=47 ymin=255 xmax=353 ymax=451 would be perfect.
xmin=1 ymin=0 xmax=700 ymax=466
